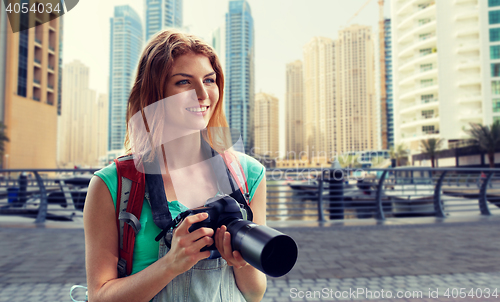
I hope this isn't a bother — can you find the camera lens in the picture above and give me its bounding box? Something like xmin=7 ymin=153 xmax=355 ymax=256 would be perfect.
xmin=227 ymin=220 xmax=298 ymax=278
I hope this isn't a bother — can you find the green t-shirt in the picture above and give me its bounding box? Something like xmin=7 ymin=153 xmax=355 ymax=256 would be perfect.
xmin=94 ymin=153 xmax=265 ymax=275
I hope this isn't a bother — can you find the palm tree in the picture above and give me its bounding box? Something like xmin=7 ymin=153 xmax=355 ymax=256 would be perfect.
xmin=389 ymin=143 xmax=409 ymax=167
xmin=420 ymin=138 xmax=444 ymax=168
xmin=0 ymin=122 xmax=9 ymax=168
xmin=337 ymin=154 xmax=362 ymax=168
xmin=467 ymin=121 xmax=500 ymax=168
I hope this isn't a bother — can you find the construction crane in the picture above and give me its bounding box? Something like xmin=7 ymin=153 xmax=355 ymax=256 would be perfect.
xmin=346 ymin=0 xmax=389 ymax=149
xmin=346 ymin=0 xmax=374 ymax=25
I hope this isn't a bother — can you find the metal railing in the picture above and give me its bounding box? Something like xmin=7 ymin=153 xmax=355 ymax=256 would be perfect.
xmin=1 ymin=167 xmax=499 ymax=224
xmin=265 ymin=167 xmax=500 ymax=222
xmin=0 ymin=169 xmax=97 ymax=223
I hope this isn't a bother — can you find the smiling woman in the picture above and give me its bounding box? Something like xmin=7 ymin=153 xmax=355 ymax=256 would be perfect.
xmin=83 ymin=29 xmax=267 ymax=302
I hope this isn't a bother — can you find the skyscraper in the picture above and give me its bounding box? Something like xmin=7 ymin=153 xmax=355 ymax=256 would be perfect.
xmin=145 ymin=0 xmax=183 ymax=42
xmin=384 ymin=18 xmax=394 ymax=149
xmin=225 ymin=0 xmax=255 ymax=153
xmin=210 ymin=25 xmax=226 ymax=71
xmin=285 ymin=60 xmax=304 ymax=158
xmin=335 ymin=25 xmax=377 ymax=153
xmin=254 ymin=92 xmax=279 ymax=159
xmin=1 ymin=6 xmax=62 ymax=168
xmin=303 ymin=37 xmax=335 ymax=160
xmin=96 ymin=93 xmax=108 ymax=165
xmin=58 ymin=60 xmax=105 ymax=168
xmin=108 ymin=5 xmax=143 ymax=153
xmin=484 ymin=1 xmax=500 ymax=125
xmin=392 ymin=0 xmax=491 ymax=151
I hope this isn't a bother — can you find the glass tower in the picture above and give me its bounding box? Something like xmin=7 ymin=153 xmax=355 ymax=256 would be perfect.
xmin=225 ymin=0 xmax=254 ymax=153
xmin=108 ymin=6 xmax=143 ymax=152
xmin=145 ymin=0 xmax=183 ymax=42
xmin=384 ymin=18 xmax=394 ymax=148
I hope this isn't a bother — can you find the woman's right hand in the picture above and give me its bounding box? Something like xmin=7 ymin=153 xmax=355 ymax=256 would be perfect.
xmin=164 ymin=212 xmax=214 ymax=275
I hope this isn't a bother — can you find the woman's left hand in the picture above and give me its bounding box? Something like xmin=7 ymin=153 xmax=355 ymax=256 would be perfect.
xmin=215 ymin=225 xmax=249 ymax=269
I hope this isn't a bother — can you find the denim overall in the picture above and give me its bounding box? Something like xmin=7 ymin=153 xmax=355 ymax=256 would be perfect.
xmin=152 ymin=237 xmax=247 ymax=302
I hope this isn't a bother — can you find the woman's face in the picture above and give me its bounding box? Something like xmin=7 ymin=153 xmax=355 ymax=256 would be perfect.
xmin=163 ymin=52 xmax=219 ymax=132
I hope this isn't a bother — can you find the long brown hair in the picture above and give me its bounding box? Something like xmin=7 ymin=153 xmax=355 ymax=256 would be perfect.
xmin=124 ymin=29 xmax=229 ymax=157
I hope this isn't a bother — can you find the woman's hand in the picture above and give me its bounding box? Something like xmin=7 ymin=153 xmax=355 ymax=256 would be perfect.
xmin=164 ymin=213 xmax=215 ymax=275
xmin=214 ymin=225 xmax=248 ymax=269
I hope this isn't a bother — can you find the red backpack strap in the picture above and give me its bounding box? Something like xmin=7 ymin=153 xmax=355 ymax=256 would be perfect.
xmin=221 ymin=151 xmax=249 ymax=204
xmin=114 ymin=155 xmax=146 ymax=277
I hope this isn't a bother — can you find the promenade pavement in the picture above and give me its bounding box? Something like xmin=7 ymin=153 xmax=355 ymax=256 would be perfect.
xmin=1 ymin=215 xmax=500 ymax=301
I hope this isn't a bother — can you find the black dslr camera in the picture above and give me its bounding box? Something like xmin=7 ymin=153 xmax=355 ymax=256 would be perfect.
xmin=186 ymin=195 xmax=298 ymax=278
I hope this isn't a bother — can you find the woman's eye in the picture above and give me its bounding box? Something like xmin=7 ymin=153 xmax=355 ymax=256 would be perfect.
xmin=204 ymin=78 xmax=215 ymax=84
xmin=176 ymin=80 xmax=189 ymax=85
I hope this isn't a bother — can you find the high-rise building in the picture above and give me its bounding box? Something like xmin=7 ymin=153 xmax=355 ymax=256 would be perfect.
xmin=485 ymin=0 xmax=500 ymax=125
xmin=392 ymin=0 xmax=494 ymax=151
xmin=303 ymin=37 xmax=335 ymax=160
xmin=58 ymin=60 xmax=106 ymax=168
xmin=1 ymin=6 xmax=61 ymax=168
xmin=384 ymin=18 xmax=394 ymax=149
xmin=145 ymin=0 xmax=183 ymax=42
xmin=254 ymin=92 xmax=279 ymax=159
xmin=108 ymin=5 xmax=143 ymax=153
xmin=96 ymin=93 xmax=108 ymax=165
xmin=285 ymin=60 xmax=304 ymax=158
xmin=210 ymin=25 xmax=226 ymax=71
xmin=336 ymin=25 xmax=377 ymax=154
xmin=225 ymin=0 xmax=255 ymax=153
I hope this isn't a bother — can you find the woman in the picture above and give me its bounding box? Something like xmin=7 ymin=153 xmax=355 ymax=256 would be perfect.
xmin=84 ymin=30 xmax=267 ymax=302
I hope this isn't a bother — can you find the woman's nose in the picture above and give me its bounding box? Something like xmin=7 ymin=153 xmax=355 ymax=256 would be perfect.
xmin=196 ymin=84 xmax=209 ymax=101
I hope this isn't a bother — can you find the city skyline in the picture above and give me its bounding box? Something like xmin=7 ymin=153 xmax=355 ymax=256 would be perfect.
xmin=61 ymin=0 xmax=389 ymax=156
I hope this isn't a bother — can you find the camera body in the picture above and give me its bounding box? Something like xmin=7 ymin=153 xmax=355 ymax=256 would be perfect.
xmin=188 ymin=195 xmax=248 ymax=251
xmin=185 ymin=194 xmax=298 ymax=278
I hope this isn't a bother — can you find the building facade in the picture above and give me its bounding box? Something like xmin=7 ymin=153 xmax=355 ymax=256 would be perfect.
xmin=57 ymin=60 xmax=106 ymax=168
xmin=145 ymin=0 xmax=183 ymax=42
xmin=484 ymin=0 xmax=500 ymax=124
xmin=303 ymin=36 xmax=335 ymax=161
xmin=285 ymin=60 xmax=304 ymax=158
xmin=335 ymin=25 xmax=377 ymax=154
xmin=108 ymin=5 xmax=142 ymax=153
xmin=96 ymin=93 xmax=108 ymax=166
xmin=384 ymin=18 xmax=395 ymax=149
xmin=254 ymin=92 xmax=279 ymax=159
xmin=225 ymin=0 xmax=255 ymax=153
xmin=211 ymin=25 xmax=226 ymax=71
xmin=391 ymin=0 xmax=494 ymax=152
xmin=1 ymin=5 xmax=61 ymax=168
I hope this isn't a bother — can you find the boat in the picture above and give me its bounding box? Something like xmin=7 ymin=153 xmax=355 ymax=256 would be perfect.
xmin=287 ymin=180 xmax=322 ymax=193
xmin=384 ymin=167 xmax=435 ymax=217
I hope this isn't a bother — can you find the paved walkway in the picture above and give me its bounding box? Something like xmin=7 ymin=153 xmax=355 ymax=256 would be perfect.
xmin=1 ymin=215 xmax=500 ymax=301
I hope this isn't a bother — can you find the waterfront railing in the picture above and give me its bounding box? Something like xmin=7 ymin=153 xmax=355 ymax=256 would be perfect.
xmin=0 ymin=167 xmax=499 ymax=224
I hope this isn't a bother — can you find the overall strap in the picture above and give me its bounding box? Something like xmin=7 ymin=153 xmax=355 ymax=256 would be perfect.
xmin=221 ymin=150 xmax=249 ymax=204
xmin=114 ymin=155 xmax=146 ymax=277
xmin=207 ymin=147 xmax=252 ymax=221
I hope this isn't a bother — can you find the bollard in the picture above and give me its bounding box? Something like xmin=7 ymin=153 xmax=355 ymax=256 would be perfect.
xmin=327 ymin=169 xmax=344 ymax=220
xmin=18 ymin=172 xmax=28 ymax=207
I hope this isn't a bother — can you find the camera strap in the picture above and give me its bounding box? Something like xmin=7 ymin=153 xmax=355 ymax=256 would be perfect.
xmin=154 ymin=210 xmax=191 ymax=242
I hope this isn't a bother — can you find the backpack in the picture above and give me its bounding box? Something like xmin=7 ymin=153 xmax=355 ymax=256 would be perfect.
xmin=114 ymin=150 xmax=250 ymax=277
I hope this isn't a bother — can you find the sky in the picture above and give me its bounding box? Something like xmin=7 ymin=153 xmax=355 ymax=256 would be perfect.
xmin=61 ymin=0 xmax=391 ymax=153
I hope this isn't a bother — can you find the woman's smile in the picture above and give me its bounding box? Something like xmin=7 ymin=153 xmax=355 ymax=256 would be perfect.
xmin=185 ymin=105 xmax=210 ymax=116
